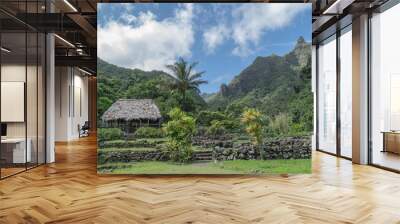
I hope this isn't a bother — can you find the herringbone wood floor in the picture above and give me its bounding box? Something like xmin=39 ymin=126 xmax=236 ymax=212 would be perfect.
xmin=1 ymin=136 xmax=400 ymax=224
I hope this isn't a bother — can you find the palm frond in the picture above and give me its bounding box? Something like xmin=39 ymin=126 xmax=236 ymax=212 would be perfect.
xmin=165 ymin=58 xmax=207 ymax=99
xmin=189 ymin=72 xmax=205 ymax=81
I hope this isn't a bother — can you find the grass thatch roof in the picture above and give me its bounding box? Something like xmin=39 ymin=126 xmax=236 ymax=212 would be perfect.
xmin=102 ymin=99 xmax=162 ymax=122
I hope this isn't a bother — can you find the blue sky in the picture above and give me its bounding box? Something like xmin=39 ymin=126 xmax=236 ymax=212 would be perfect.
xmin=98 ymin=3 xmax=311 ymax=93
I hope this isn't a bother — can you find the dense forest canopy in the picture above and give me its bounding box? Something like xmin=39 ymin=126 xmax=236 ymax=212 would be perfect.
xmin=97 ymin=58 xmax=207 ymax=119
xmin=98 ymin=37 xmax=312 ymax=136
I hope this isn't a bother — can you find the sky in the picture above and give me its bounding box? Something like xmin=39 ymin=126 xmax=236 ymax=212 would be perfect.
xmin=98 ymin=3 xmax=311 ymax=93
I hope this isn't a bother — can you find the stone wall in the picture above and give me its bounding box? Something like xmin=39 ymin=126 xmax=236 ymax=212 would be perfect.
xmin=213 ymin=136 xmax=311 ymax=160
xmin=100 ymin=136 xmax=311 ymax=163
xmin=192 ymin=135 xmax=234 ymax=148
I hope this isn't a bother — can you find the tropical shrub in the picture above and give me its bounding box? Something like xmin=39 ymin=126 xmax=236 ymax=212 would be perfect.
xmin=269 ymin=113 xmax=291 ymax=136
xmin=197 ymin=110 xmax=227 ymax=126
xmin=134 ymin=127 xmax=164 ymax=138
xmin=241 ymin=108 xmax=266 ymax=159
xmin=195 ymin=126 xmax=208 ymax=136
xmin=163 ymin=108 xmax=196 ymax=163
xmin=220 ymin=119 xmax=241 ymax=132
xmin=225 ymin=98 xmax=255 ymax=118
xmin=98 ymin=128 xmax=123 ymax=141
xmin=206 ymin=120 xmax=227 ymax=136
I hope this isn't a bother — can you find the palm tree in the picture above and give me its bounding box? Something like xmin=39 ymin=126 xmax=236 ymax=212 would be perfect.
xmin=166 ymin=58 xmax=207 ymax=111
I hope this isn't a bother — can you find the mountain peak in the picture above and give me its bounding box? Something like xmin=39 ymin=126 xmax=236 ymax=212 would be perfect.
xmin=296 ymin=36 xmax=306 ymax=45
xmin=294 ymin=36 xmax=307 ymax=50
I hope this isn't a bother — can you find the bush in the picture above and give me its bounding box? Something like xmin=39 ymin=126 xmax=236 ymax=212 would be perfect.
xmin=98 ymin=128 xmax=123 ymax=141
xmin=241 ymin=108 xmax=266 ymax=159
xmin=195 ymin=126 xmax=208 ymax=136
xmin=206 ymin=120 xmax=227 ymax=136
xmin=197 ymin=111 xmax=240 ymax=136
xmin=163 ymin=108 xmax=196 ymax=163
xmin=197 ymin=110 xmax=227 ymax=126
xmin=134 ymin=127 xmax=164 ymax=138
xmin=269 ymin=113 xmax=291 ymax=136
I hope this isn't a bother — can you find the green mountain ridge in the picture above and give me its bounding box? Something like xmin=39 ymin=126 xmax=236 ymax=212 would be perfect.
xmin=207 ymin=37 xmax=312 ymax=133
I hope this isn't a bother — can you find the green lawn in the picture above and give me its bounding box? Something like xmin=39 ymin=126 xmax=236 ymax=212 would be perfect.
xmin=98 ymin=159 xmax=311 ymax=175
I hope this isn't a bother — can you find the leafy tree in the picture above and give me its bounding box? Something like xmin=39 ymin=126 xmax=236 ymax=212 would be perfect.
xmin=241 ymin=108 xmax=266 ymax=159
xmin=98 ymin=97 xmax=113 ymax=118
xmin=163 ymin=108 xmax=196 ymax=163
xmin=166 ymin=58 xmax=208 ymax=111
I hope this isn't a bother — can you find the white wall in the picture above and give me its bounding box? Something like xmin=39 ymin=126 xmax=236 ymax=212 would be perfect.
xmin=370 ymin=4 xmax=400 ymax=164
xmin=317 ymin=36 xmax=337 ymax=154
xmin=340 ymin=28 xmax=353 ymax=158
xmin=1 ymin=65 xmax=26 ymax=141
xmin=46 ymin=33 xmax=55 ymax=163
xmin=1 ymin=63 xmax=46 ymax=164
xmin=55 ymin=66 xmax=69 ymax=141
xmin=55 ymin=67 xmax=89 ymax=141
xmin=312 ymin=45 xmax=316 ymax=150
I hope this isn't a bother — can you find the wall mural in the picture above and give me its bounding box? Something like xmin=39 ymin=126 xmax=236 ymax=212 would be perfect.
xmin=97 ymin=3 xmax=313 ymax=174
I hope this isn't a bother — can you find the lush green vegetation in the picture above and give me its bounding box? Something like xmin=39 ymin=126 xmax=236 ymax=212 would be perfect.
xmin=97 ymin=37 xmax=312 ymax=174
xmin=163 ymin=108 xmax=196 ymax=163
xmin=97 ymin=58 xmax=206 ymax=120
xmin=98 ymin=38 xmax=312 ymax=138
xmin=134 ymin=127 xmax=165 ymax=138
xmin=207 ymin=37 xmax=312 ymax=137
xmin=241 ymin=108 xmax=266 ymax=159
xmin=97 ymin=159 xmax=311 ymax=174
xmin=98 ymin=128 xmax=123 ymax=141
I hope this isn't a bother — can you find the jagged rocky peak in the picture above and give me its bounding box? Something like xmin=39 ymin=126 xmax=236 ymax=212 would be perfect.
xmin=296 ymin=36 xmax=306 ymax=45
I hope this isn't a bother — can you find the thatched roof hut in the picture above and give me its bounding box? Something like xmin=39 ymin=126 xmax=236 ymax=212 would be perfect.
xmin=101 ymin=99 xmax=162 ymax=123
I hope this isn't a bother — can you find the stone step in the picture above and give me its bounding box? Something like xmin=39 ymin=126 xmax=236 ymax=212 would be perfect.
xmin=193 ymin=151 xmax=213 ymax=160
xmin=194 ymin=154 xmax=212 ymax=157
xmin=195 ymin=156 xmax=212 ymax=160
xmin=195 ymin=153 xmax=213 ymax=156
xmin=194 ymin=151 xmax=212 ymax=154
xmin=195 ymin=155 xmax=212 ymax=158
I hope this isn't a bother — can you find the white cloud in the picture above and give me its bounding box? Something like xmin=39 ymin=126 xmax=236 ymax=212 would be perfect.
xmin=98 ymin=4 xmax=195 ymax=72
xmin=203 ymin=24 xmax=230 ymax=54
xmin=231 ymin=4 xmax=309 ymax=57
xmin=202 ymin=3 xmax=308 ymax=57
